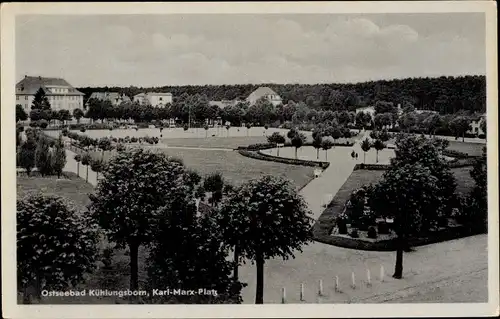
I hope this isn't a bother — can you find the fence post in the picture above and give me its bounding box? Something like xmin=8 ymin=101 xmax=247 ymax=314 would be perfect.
xmin=318 ymin=279 xmax=323 ymax=296
xmin=300 ymin=283 xmax=304 ymax=301
xmin=351 ymin=272 xmax=356 ymax=289
xmin=281 ymin=287 xmax=286 ymax=304
xmin=380 ymin=265 xmax=385 ymax=282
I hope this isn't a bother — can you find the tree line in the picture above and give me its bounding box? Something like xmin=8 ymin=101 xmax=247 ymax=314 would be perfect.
xmin=77 ymin=75 xmax=486 ymax=114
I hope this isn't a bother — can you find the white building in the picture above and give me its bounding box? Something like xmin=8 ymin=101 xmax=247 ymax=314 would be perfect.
xmin=16 ymin=75 xmax=84 ymax=113
xmin=88 ymin=92 xmax=131 ymax=106
xmin=246 ymin=87 xmax=282 ymax=106
xmin=133 ymin=92 xmax=173 ymax=107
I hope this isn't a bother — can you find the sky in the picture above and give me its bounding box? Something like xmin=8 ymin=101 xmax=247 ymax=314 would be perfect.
xmin=16 ymin=13 xmax=486 ymax=87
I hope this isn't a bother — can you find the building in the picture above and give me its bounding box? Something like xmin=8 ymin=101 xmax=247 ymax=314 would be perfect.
xmin=16 ymin=75 xmax=84 ymax=113
xmin=468 ymin=113 xmax=486 ymax=135
xmin=88 ymin=92 xmax=131 ymax=106
xmin=246 ymin=87 xmax=282 ymax=106
xmin=355 ymin=106 xmax=376 ymax=117
xmin=133 ymin=92 xmax=173 ymax=107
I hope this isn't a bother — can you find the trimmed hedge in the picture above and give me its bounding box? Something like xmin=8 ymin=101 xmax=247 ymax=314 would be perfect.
xmin=443 ymin=149 xmax=476 ymax=159
xmin=313 ymin=225 xmax=483 ymax=251
xmin=238 ymin=149 xmax=330 ymax=169
xmin=237 ymin=141 xmax=354 ymax=151
xmin=449 ymin=158 xmax=478 ymax=168
xmin=353 ymin=163 xmax=389 ymax=171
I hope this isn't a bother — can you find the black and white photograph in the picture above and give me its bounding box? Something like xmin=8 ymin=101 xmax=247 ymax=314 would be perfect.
xmin=1 ymin=1 xmax=498 ymax=318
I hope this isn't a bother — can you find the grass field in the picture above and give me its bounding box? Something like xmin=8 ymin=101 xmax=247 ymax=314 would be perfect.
xmin=446 ymin=141 xmax=485 ymax=157
xmin=161 ymin=136 xmax=273 ymax=149
xmin=88 ymin=148 xmax=315 ymax=189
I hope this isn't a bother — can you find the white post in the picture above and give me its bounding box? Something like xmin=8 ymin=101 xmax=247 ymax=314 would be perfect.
xmin=335 ymin=276 xmax=340 ymax=292
xmin=318 ymin=279 xmax=323 ymax=296
xmin=281 ymin=287 xmax=286 ymax=304
xmin=300 ymin=283 xmax=304 ymax=301
xmin=367 ymin=269 xmax=372 ymax=286
xmin=351 ymin=272 xmax=356 ymax=289
xmin=380 ymin=265 xmax=385 ymax=282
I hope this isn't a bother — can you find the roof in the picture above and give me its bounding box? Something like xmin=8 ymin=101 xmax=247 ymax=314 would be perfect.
xmin=16 ymin=76 xmax=84 ymax=96
xmin=246 ymin=87 xmax=281 ymax=101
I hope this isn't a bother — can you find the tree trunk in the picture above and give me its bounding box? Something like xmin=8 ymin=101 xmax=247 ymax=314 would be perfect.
xmin=96 ymin=171 xmax=99 ymax=183
xmin=233 ymin=245 xmax=239 ymax=281
xmin=86 ymin=165 xmax=89 ymax=182
xmin=277 ymin=146 xmax=280 ymax=156
xmin=325 ymin=150 xmax=328 ymax=161
xmin=462 ymin=132 xmax=465 ymax=142
xmin=364 ymin=152 xmax=366 ymax=164
xmin=376 ymin=150 xmax=379 ymax=163
xmin=77 ymin=163 xmax=80 ymax=176
xmin=295 ymin=148 xmax=298 ymax=159
xmin=129 ymin=240 xmax=140 ymax=301
xmin=393 ymin=234 xmax=404 ymax=279
xmin=316 ymin=148 xmax=319 ymax=159
xmin=255 ymin=252 xmax=264 ymax=304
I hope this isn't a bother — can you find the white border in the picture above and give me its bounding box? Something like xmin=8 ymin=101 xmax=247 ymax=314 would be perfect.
xmin=1 ymin=2 xmax=498 ymax=318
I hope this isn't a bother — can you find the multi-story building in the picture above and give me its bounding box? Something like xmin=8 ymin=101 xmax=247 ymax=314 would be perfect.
xmin=246 ymin=87 xmax=282 ymax=106
xmin=88 ymin=92 xmax=131 ymax=106
xmin=468 ymin=113 xmax=486 ymax=135
xmin=133 ymin=92 xmax=173 ymax=107
xmin=16 ymin=75 xmax=84 ymax=113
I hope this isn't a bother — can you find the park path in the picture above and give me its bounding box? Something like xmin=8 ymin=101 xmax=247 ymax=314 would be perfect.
xmin=63 ymin=149 xmax=98 ymax=186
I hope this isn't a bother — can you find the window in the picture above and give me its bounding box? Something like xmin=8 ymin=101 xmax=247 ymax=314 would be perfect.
xmin=16 ymin=96 xmax=19 ymax=100
xmin=25 ymin=96 xmax=28 ymax=100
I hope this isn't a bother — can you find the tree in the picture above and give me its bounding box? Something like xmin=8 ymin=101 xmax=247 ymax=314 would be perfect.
xmin=90 ymin=158 xmax=105 ymax=183
xmin=88 ymin=148 xmax=189 ymax=293
xmin=17 ymin=137 xmax=37 ymax=176
xmin=81 ymin=153 xmax=92 ymax=182
xmin=264 ymin=124 xmax=269 ymax=136
xmin=360 ymin=138 xmax=372 ymax=163
xmin=461 ymin=147 xmax=487 ymax=232
xmin=52 ymin=135 xmax=67 ymax=178
xmin=98 ymin=137 xmax=113 ymax=160
xmin=204 ymin=124 xmax=209 ymax=138
xmin=147 ymin=203 xmax=244 ymax=304
xmin=329 ymin=127 xmax=342 ymax=147
xmin=203 ymin=172 xmax=225 ymax=207
xmin=321 ymin=139 xmax=334 ymax=161
xmin=214 ymin=175 xmax=312 ymax=304
xmin=370 ymin=163 xmax=441 ymax=279
xmin=399 ymin=112 xmax=417 ymax=133
xmin=291 ymin=132 xmax=306 ymax=159
xmin=74 ymin=154 xmax=81 ymax=176
xmin=226 ymin=124 xmax=231 ymax=137
xmin=35 ymin=136 xmax=53 ymax=176
xmin=16 ymin=104 xmax=28 ymax=122
xmin=449 ymin=116 xmax=471 ymax=141
xmin=58 ymin=110 xmax=72 ymax=125
xmin=31 ymin=88 xmax=51 ymax=111
xmin=73 ymin=108 xmax=84 ymax=124
xmin=17 ymin=194 xmax=98 ymax=303
xmin=312 ymin=133 xmax=323 ymax=159
xmin=422 ymin=113 xmax=442 ymax=137
xmin=372 ymin=139 xmax=386 ymax=163
xmin=245 ymin=123 xmax=252 ymax=136
xmin=267 ymin=132 xmax=286 ymax=156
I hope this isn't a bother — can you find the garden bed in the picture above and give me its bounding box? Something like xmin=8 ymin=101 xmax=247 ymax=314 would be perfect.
xmin=238 ymin=149 xmax=330 ymax=169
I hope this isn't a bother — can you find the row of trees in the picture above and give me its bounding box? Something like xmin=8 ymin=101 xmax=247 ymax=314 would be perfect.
xmin=18 ymin=148 xmax=313 ymax=304
xmin=78 ymin=75 xmax=486 ymax=114
xmin=16 ymin=128 xmax=67 ymax=178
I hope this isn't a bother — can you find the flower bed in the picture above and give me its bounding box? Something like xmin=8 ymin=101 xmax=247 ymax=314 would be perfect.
xmin=238 ymin=149 xmax=330 ymax=169
xmin=353 ymin=163 xmax=389 ymax=171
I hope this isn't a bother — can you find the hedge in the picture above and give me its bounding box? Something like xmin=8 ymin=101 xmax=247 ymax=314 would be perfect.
xmin=443 ymin=149 xmax=476 ymax=159
xmin=313 ymin=224 xmax=483 ymax=251
xmin=353 ymin=163 xmax=389 ymax=171
xmin=237 ymin=141 xmax=354 ymax=151
xmin=238 ymin=149 xmax=330 ymax=169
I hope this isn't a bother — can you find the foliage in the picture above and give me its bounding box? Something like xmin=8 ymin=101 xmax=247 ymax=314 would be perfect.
xmin=370 ymin=163 xmax=443 ymax=235
xmin=214 ymin=175 xmax=312 ymax=303
xmin=373 ymin=139 xmax=386 ymax=163
xmin=17 ymin=137 xmax=37 ymax=175
xmin=52 ymin=135 xmax=67 ymax=178
xmin=291 ymin=132 xmax=307 ymax=158
xmin=16 ymin=104 xmax=28 ymax=122
xmin=449 ymin=116 xmax=472 ymax=141
xmin=17 ymin=194 xmax=98 ymax=302
xmin=31 ymin=88 xmax=51 ymax=111
xmin=35 ymin=136 xmax=53 ymax=176
xmin=267 ymin=132 xmax=286 ymax=145
xmin=88 ymin=148 xmax=189 ymax=290
xmin=73 ymin=108 xmax=84 ymax=123
xmin=367 ymin=226 xmax=377 ymax=239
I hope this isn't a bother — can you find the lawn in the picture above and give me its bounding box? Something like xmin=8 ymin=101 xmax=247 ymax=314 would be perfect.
xmin=312 ymin=166 xmax=476 ymax=243
xmin=87 ymin=147 xmax=315 ymax=190
xmin=16 ymin=173 xmax=148 ymax=304
xmin=160 ymin=136 xmax=272 ymax=149
xmin=446 ymin=141 xmax=485 ymax=157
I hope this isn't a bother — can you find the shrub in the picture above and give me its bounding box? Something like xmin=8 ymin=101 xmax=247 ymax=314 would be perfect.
xmin=39 ymin=120 xmax=48 ymax=129
xmin=130 ymin=137 xmax=138 ymax=143
xmin=80 ymin=128 xmax=86 ymax=133
xmin=349 ymin=229 xmax=359 ymax=238
xmin=478 ymin=134 xmax=486 ymax=139
xmin=377 ymin=221 xmax=390 ymax=234
xmin=238 ymin=150 xmax=329 ymax=168
xmin=367 ymin=226 xmax=377 ymax=239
